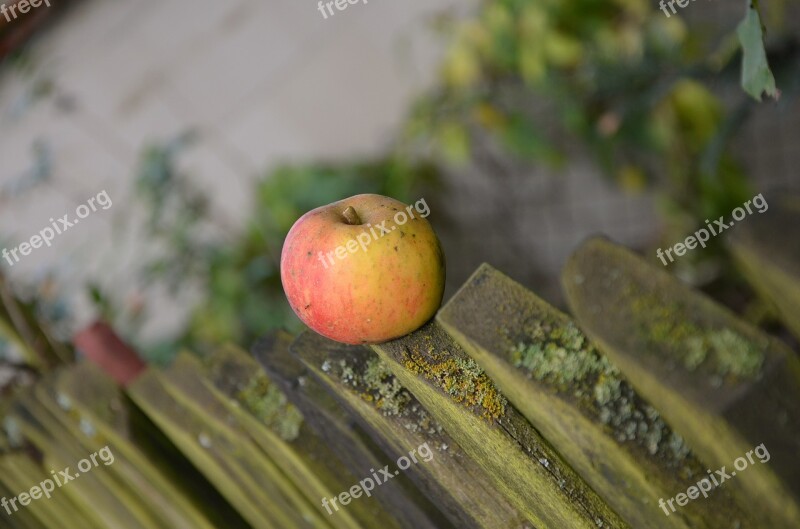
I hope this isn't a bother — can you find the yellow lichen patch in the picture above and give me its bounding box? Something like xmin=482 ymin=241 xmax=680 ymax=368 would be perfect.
xmin=404 ymin=349 xmax=506 ymax=421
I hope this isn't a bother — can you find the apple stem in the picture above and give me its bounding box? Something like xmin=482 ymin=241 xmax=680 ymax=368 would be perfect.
xmin=342 ymin=206 xmax=362 ymax=225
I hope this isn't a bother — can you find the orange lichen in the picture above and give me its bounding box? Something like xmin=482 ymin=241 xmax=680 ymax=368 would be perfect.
xmin=404 ymin=348 xmax=506 ymax=421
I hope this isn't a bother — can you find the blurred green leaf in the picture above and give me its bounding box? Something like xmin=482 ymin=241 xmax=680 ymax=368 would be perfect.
xmin=737 ymin=4 xmax=779 ymax=101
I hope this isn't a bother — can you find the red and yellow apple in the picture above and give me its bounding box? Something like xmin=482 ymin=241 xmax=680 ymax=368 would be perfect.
xmin=280 ymin=194 xmax=445 ymax=344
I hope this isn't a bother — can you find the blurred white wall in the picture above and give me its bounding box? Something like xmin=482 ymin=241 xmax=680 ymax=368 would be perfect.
xmin=0 ymin=0 xmax=471 ymax=341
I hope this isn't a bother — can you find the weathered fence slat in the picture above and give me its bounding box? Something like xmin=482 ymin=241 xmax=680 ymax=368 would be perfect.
xmin=200 ymin=344 xmax=380 ymax=529
xmin=371 ymin=321 xmax=629 ymax=529
xmin=563 ymin=237 xmax=800 ymax=529
xmin=126 ymin=369 xmax=287 ymax=528
xmin=0 ymin=478 xmax=49 ymax=529
xmin=729 ymin=196 xmax=800 ymax=340
xmin=51 ymin=362 xmax=221 ymax=529
xmin=10 ymin=389 xmax=155 ymax=529
xmin=254 ymin=331 xmax=448 ymax=529
xmin=291 ymin=329 xmax=535 ymax=529
xmin=438 ymin=262 xmax=758 ymax=529
xmin=158 ymin=353 xmax=334 ymax=529
xmin=0 ymin=453 xmax=95 ymax=529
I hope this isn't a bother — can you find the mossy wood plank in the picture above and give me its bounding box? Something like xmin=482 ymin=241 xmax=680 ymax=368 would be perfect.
xmin=0 ymin=454 xmax=98 ymax=529
xmin=292 ymin=329 xmax=535 ymax=529
xmin=9 ymin=392 xmax=153 ymax=529
xmin=371 ymin=321 xmax=628 ymax=529
xmin=48 ymin=362 xmax=220 ymax=529
xmin=439 ymin=263 xmax=757 ymax=529
xmin=0 ymin=459 xmax=55 ymax=529
xmin=0 ymin=308 xmax=37 ymax=367
xmin=255 ymin=332 xmax=377 ymax=437
xmin=10 ymin=393 xmax=154 ymax=529
xmin=202 ymin=343 xmax=393 ymax=529
xmin=563 ymin=237 xmax=800 ymax=529
xmin=124 ymin=395 xmax=252 ymax=529
xmin=0 ymin=480 xmax=48 ymax=529
xmin=254 ymin=331 xmax=448 ymax=529
xmin=0 ymin=454 xmax=104 ymax=529
xmin=159 ymin=352 xmax=335 ymax=529
xmin=32 ymin=382 xmax=178 ymax=529
xmin=133 ymin=366 xmax=328 ymax=529
xmin=728 ymin=196 xmax=800 ymax=340
xmin=127 ymin=369 xmax=285 ymax=528
xmin=0 ymin=274 xmax=71 ymax=367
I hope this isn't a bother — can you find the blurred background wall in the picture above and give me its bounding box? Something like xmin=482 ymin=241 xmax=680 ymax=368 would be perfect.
xmin=0 ymin=0 xmax=472 ymax=343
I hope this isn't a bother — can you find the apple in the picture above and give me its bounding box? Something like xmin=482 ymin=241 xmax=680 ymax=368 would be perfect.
xmin=280 ymin=194 xmax=445 ymax=344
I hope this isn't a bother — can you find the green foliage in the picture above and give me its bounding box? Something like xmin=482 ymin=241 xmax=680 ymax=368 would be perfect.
xmin=237 ymin=372 xmax=304 ymax=441
xmin=403 ymin=0 xmax=793 ymax=267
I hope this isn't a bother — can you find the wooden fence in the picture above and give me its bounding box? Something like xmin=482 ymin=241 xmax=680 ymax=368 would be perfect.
xmin=0 ymin=197 xmax=798 ymax=528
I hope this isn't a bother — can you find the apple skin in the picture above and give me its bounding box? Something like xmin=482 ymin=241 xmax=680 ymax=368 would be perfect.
xmin=280 ymin=194 xmax=445 ymax=344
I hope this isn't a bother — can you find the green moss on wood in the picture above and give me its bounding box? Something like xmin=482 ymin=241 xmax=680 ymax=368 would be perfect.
xmin=236 ymin=374 xmax=303 ymax=442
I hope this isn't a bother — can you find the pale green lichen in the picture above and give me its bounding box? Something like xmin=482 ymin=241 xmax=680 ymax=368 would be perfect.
xmin=510 ymin=322 xmax=618 ymax=388
xmin=510 ymin=322 xmax=620 ymax=393
xmin=630 ymin=294 xmax=766 ymax=379
xmin=671 ymin=326 xmax=763 ymax=377
xmin=510 ymin=320 xmax=690 ymax=465
xmin=593 ymin=374 xmax=621 ymax=406
xmin=356 ymin=357 xmax=412 ymax=417
xmin=706 ymin=328 xmax=764 ymax=377
xmin=332 ymin=356 xmax=445 ymax=439
xmin=237 ymin=374 xmax=303 ymax=441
